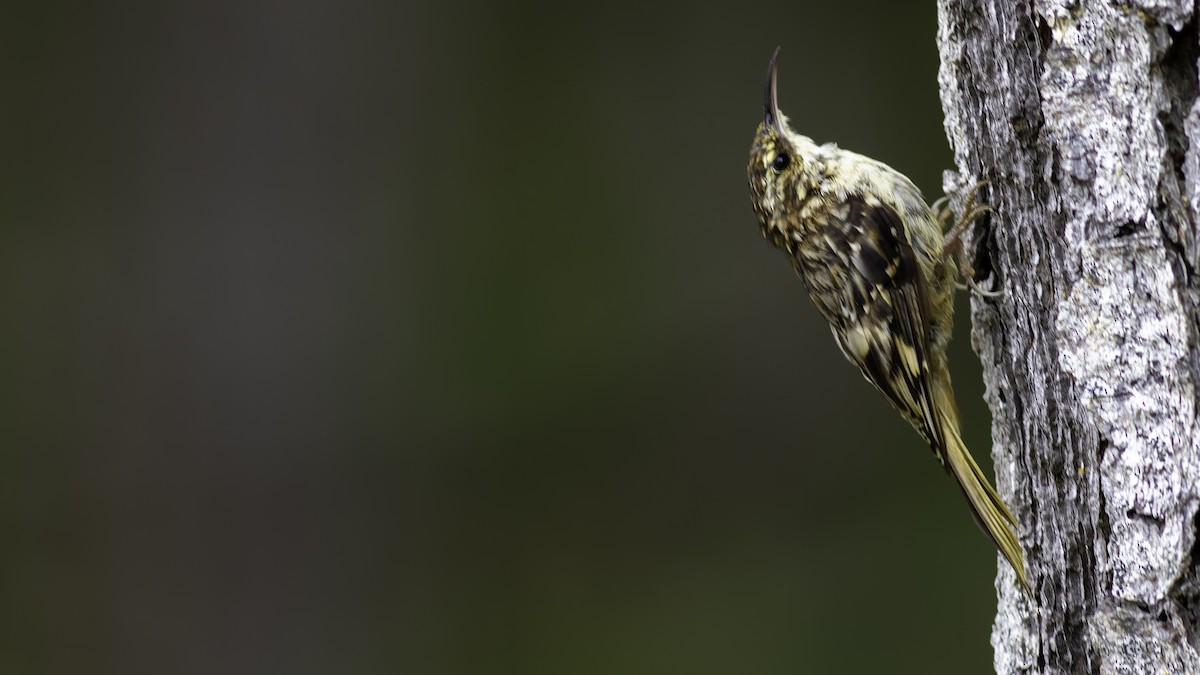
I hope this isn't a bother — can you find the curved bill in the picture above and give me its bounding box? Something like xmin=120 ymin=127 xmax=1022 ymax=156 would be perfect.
xmin=763 ymin=47 xmax=783 ymax=135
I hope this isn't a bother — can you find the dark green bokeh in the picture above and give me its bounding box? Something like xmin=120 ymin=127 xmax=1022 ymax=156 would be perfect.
xmin=0 ymin=1 xmax=1002 ymax=673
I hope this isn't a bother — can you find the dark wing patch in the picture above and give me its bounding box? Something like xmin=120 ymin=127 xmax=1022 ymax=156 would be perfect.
xmin=834 ymin=198 xmax=945 ymax=455
xmin=846 ymin=199 xmax=914 ymax=286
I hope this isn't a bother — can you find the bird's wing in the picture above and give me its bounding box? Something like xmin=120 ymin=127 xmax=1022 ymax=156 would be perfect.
xmin=828 ymin=197 xmax=947 ymax=458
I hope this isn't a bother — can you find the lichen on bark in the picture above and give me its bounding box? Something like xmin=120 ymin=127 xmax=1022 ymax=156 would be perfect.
xmin=937 ymin=0 xmax=1200 ymax=672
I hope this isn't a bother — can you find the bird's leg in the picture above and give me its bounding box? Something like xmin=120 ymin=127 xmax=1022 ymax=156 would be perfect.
xmin=940 ymin=181 xmax=1003 ymax=299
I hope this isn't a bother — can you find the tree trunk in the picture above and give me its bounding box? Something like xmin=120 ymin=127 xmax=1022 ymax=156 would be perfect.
xmin=937 ymin=1 xmax=1200 ymax=673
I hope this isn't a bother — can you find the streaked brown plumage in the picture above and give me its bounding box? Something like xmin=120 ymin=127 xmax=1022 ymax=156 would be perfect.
xmin=746 ymin=48 xmax=1028 ymax=593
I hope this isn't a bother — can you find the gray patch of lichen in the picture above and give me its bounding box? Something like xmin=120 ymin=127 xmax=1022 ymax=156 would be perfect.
xmin=936 ymin=0 xmax=971 ymax=176
xmin=1185 ymin=101 xmax=1200 ymax=226
xmin=1057 ymin=236 xmax=1200 ymax=604
xmin=1043 ymin=0 xmax=1200 ymax=668
xmin=1088 ymin=604 xmax=1200 ymax=674
xmin=1132 ymin=0 xmax=1193 ymax=31
xmin=1038 ymin=1 xmax=1166 ymax=229
xmin=1183 ymin=95 xmax=1200 ymax=269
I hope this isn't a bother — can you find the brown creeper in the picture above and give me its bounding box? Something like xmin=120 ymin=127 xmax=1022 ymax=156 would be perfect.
xmin=746 ymin=48 xmax=1028 ymax=592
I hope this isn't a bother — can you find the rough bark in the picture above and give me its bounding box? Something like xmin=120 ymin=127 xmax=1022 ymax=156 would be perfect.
xmin=937 ymin=1 xmax=1200 ymax=673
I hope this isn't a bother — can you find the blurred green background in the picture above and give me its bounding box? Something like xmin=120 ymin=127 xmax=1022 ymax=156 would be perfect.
xmin=0 ymin=1 xmax=1004 ymax=673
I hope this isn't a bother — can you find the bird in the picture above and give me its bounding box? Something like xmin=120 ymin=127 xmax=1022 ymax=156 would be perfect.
xmin=745 ymin=47 xmax=1028 ymax=593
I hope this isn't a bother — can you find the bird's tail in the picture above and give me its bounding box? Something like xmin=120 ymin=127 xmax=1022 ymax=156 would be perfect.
xmin=939 ymin=413 xmax=1030 ymax=594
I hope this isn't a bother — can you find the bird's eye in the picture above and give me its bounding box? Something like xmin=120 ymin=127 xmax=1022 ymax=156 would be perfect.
xmin=771 ymin=151 xmax=790 ymax=171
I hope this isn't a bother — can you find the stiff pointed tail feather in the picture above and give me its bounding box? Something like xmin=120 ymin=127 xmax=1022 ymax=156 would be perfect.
xmin=940 ymin=415 xmax=1030 ymax=594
